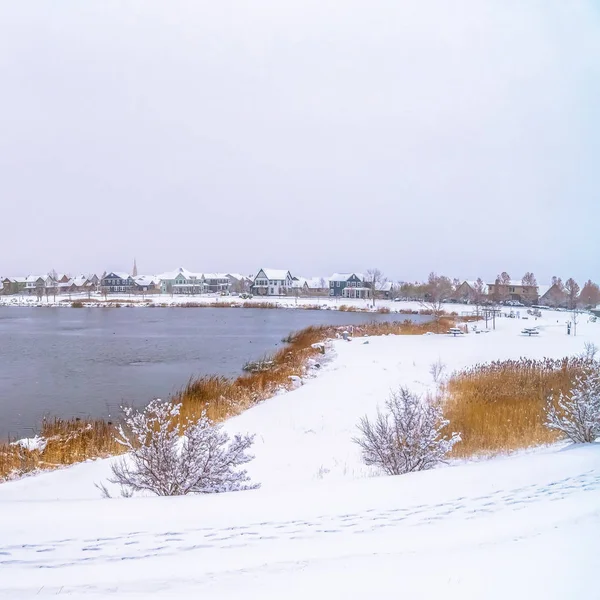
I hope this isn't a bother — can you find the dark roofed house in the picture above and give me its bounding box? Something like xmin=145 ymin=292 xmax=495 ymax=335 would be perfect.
xmin=101 ymin=272 xmax=134 ymax=294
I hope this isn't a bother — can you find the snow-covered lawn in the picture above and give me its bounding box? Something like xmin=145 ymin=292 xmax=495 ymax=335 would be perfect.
xmin=1 ymin=308 xmax=599 ymax=598
xmin=0 ymin=292 xmax=470 ymax=313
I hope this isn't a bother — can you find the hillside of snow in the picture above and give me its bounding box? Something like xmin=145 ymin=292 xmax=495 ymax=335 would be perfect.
xmin=1 ymin=307 xmax=599 ymax=598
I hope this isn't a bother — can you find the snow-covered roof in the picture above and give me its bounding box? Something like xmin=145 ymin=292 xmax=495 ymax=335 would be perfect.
xmin=227 ymin=273 xmax=252 ymax=281
xmin=537 ymin=285 xmax=552 ymax=297
xmin=203 ymin=273 xmax=229 ymax=280
xmin=70 ymin=276 xmax=89 ymax=287
xmin=330 ymin=273 xmax=364 ymax=282
xmin=461 ymin=281 xmax=489 ymax=294
xmin=291 ymin=278 xmax=307 ymax=288
xmin=306 ymin=277 xmax=329 ymax=289
xmin=134 ymin=276 xmax=158 ymax=286
xmin=257 ymin=269 xmax=292 ymax=280
xmin=104 ymin=272 xmax=130 ymax=280
xmin=3 ymin=276 xmax=27 ymax=283
xmin=487 ymin=279 xmax=538 ymax=288
xmin=24 ymin=275 xmax=45 ymax=283
xmin=156 ymin=267 xmax=198 ymax=281
xmin=375 ymin=281 xmax=393 ymax=292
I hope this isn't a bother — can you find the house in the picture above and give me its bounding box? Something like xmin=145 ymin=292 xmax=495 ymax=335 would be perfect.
xmin=157 ymin=268 xmax=202 ymax=295
xmin=252 ymin=269 xmax=294 ymax=296
xmin=173 ymin=270 xmax=203 ymax=295
xmin=24 ymin=275 xmax=46 ymax=295
xmin=291 ymin=277 xmax=310 ymax=295
xmin=101 ymin=272 xmax=134 ymax=294
xmin=87 ymin=274 xmax=100 ymax=287
xmin=305 ymin=277 xmax=330 ymax=296
xmin=227 ymin=273 xmax=252 ymax=294
xmin=203 ymin=273 xmax=231 ymax=294
xmin=374 ymin=281 xmax=393 ymax=299
xmin=487 ymin=280 xmax=539 ymax=304
xmin=538 ymin=284 xmax=567 ymax=308
xmin=132 ymin=276 xmax=160 ymax=294
xmin=1 ymin=277 xmax=27 ymax=294
xmin=329 ymin=273 xmax=370 ymax=299
xmin=454 ymin=281 xmax=488 ymax=303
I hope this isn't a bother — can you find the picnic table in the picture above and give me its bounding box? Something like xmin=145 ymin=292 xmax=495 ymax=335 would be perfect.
xmin=447 ymin=327 xmax=464 ymax=337
xmin=522 ymin=327 xmax=540 ymax=336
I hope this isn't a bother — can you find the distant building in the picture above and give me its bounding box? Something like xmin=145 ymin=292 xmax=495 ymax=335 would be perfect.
xmin=454 ymin=281 xmax=488 ymax=303
xmin=156 ymin=268 xmax=202 ymax=295
xmin=252 ymin=269 xmax=294 ymax=296
xmin=374 ymin=281 xmax=393 ymax=299
xmin=538 ymin=284 xmax=567 ymax=308
xmin=132 ymin=275 xmax=160 ymax=294
xmin=227 ymin=273 xmax=252 ymax=294
xmin=101 ymin=272 xmax=134 ymax=294
xmin=203 ymin=273 xmax=231 ymax=294
xmin=1 ymin=277 xmax=27 ymax=294
xmin=24 ymin=276 xmax=46 ymax=295
xmin=329 ymin=273 xmax=370 ymax=299
xmin=487 ymin=280 xmax=539 ymax=304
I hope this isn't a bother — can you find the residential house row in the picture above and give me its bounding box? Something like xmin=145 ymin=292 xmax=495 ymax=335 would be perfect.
xmin=454 ymin=280 xmax=574 ymax=307
xmin=250 ymin=269 xmax=393 ymax=299
xmin=1 ymin=274 xmax=100 ymax=296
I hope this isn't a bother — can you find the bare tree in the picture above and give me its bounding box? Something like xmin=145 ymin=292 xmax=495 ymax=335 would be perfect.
xmin=565 ymin=278 xmax=580 ymax=310
xmin=421 ymin=272 xmax=452 ymax=331
xmin=107 ymin=399 xmax=258 ymax=497
xmin=366 ymin=268 xmax=386 ymax=308
xmin=354 ymin=387 xmax=460 ymax=475
xmin=546 ymin=366 xmax=600 ymax=443
xmin=521 ymin=271 xmax=538 ymax=305
xmin=472 ymin=277 xmax=486 ymax=315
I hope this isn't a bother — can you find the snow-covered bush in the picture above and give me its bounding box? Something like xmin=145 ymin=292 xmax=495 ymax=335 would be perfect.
xmin=108 ymin=399 xmax=258 ymax=496
xmin=546 ymin=366 xmax=600 ymax=443
xmin=354 ymin=387 xmax=460 ymax=475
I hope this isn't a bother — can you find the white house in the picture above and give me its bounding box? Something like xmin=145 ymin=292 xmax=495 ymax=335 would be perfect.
xmin=252 ymin=269 xmax=294 ymax=296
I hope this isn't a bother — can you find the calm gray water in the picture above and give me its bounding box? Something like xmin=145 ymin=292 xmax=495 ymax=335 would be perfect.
xmin=0 ymin=307 xmax=429 ymax=439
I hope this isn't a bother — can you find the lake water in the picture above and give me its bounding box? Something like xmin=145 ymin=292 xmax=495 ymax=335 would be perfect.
xmin=0 ymin=307 xmax=429 ymax=439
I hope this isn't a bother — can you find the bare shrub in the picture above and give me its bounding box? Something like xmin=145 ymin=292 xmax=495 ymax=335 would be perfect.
xmin=354 ymin=387 xmax=460 ymax=475
xmin=429 ymin=359 xmax=446 ymax=384
xmin=108 ymin=399 xmax=258 ymax=496
xmin=546 ymin=365 xmax=600 ymax=443
xmin=583 ymin=342 xmax=598 ymax=361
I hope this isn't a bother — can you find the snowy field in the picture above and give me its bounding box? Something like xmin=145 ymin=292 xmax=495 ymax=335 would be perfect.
xmin=1 ymin=308 xmax=599 ymax=598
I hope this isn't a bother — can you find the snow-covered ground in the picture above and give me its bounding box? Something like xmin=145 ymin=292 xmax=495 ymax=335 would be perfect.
xmin=1 ymin=308 xmax=599 ymax=598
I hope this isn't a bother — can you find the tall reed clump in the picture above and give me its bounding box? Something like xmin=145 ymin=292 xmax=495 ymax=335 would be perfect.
xmin=444 ymin=357 xmax=588 ymax=457
xmin=0 ymin=417 xmax=124 ymax=481
xmin=174 ymin=326 xmax=327 ymax=425
xmin=0 ymin=316 xmax=452 ymax=481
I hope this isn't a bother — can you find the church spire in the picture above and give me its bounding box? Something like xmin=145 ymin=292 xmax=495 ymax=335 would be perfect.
xmin=132 ymin=258 xmax=138 ymax=277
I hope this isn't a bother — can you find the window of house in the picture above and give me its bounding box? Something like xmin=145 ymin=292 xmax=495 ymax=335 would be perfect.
xmin=336 ymin=281 xmax=340 ymax=287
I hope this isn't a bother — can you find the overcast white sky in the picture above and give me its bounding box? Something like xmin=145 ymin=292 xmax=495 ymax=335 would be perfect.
xmin=0 ymin=1 xmax=598 ymax=283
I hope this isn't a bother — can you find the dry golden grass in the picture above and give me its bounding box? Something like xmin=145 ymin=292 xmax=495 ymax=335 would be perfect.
xmin=445 ymin=357 xmax=588 ymax=458
xmin=0 ymin=317 xmax=453 ymax=481
xmin=0 ymin=417 xmax=124 ymax=481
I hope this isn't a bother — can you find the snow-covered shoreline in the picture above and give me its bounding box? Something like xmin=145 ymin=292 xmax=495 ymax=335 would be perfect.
xmin=1 ymin=306 xmax=599 ymax=598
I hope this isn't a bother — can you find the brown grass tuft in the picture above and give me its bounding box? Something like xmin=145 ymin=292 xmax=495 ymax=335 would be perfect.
xmin=444 ymin=357 xmax=587 ymax=457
